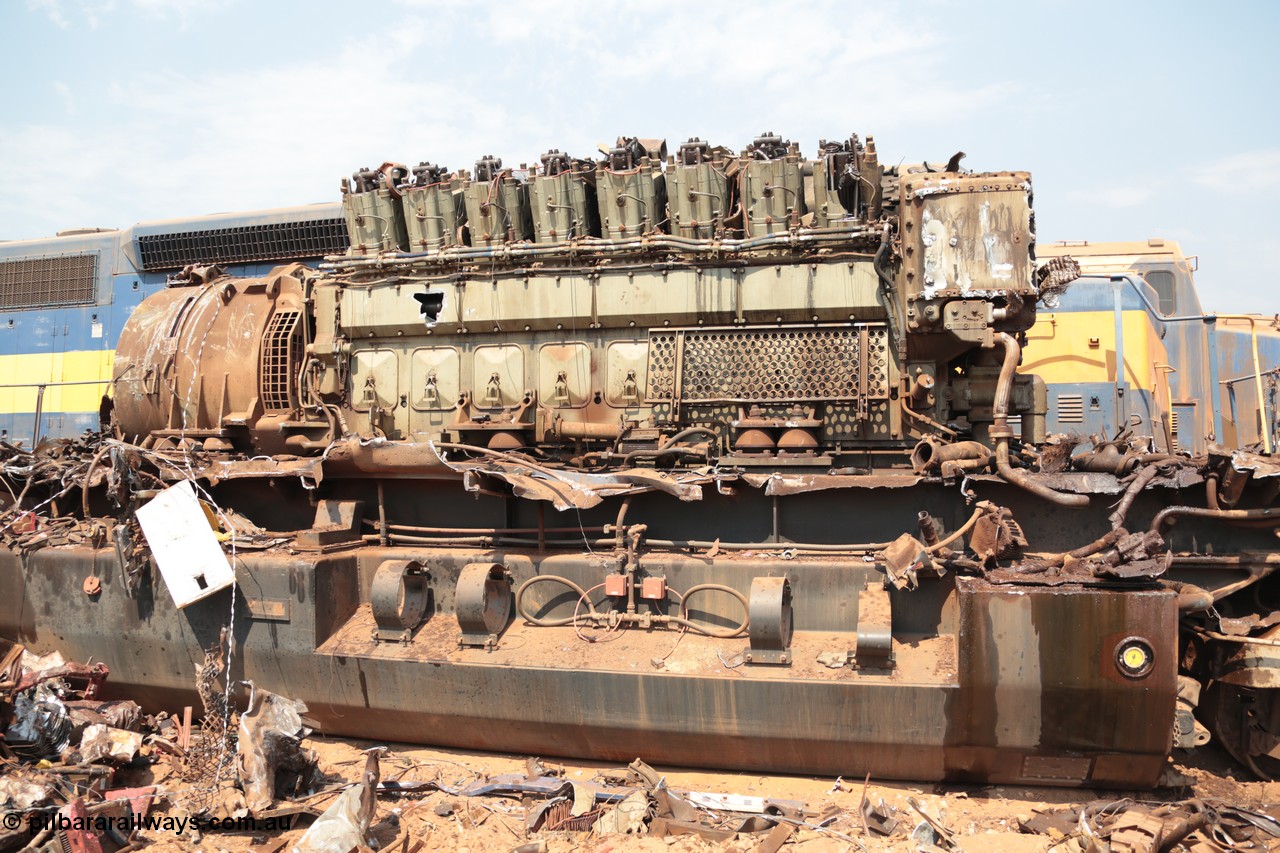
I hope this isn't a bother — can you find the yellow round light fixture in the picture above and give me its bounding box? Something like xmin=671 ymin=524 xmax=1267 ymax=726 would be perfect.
xmin=1116 ymin=638 xmax=1154 ymax=678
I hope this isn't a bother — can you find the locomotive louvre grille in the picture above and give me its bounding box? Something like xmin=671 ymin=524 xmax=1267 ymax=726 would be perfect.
xmin=260 ymin=310 xmax=302 ymax=412
xmin=0 ymin=253 xmax=97 ymax=309
xmin=646 ymin=326 xmax=889 ymax=404
xmin=1057 ymin=393 xmax=1085 ymax=423
xmin=137 ymin=218 xmax=349 ymax=271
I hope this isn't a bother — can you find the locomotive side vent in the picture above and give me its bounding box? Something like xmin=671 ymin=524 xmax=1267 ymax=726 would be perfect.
xmin=137 ymin=219 xmax=349 ymax=271
xmin=0 ymin=253 xmax=98 ymax=309
xmin=1057 ymin=393 xmax=1084 ymax=423
xmin=260 ymin=310 xmax=301 ymax=412
xmin=646 ymin=325 xmax=889 ymax=404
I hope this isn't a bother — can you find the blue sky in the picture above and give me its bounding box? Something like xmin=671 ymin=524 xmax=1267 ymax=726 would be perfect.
xmin=3 ymin=0 xmax=1277 ymax=312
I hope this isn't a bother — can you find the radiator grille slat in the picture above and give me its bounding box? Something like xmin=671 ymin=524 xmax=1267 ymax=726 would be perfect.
xmin=1057 ymin=393 xmax=1084 ymax=424
xmin=0 ymin=254 xmax=98 ymax=309
xmin=137 ymin=219 xmax=349 ymax=271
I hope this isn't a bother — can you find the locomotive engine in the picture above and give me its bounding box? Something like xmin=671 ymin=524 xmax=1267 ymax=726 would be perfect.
xmin=115 ymin=135 xmax=1048 ymax=481
xmin=17 ymin=131 xmax=1276 ymax=787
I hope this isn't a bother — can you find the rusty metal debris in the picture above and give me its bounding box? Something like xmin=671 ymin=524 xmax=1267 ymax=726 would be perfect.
xmin=907 ymin=796 xmax=958 ymax=850
xmin=236 ymin=683 xmax=322 ymax=814
xmin=365 ymin=754 xmax=849 ymax=845
xmin=1017 ymin=798 xmax=1280 ymax=852
xmin=0 ymin=626 xmax=340 ymax=851
xmin=0 ymin=639 xmax=159 ymax=852
xmin=293 ymin=748 xmax=381 ymax=853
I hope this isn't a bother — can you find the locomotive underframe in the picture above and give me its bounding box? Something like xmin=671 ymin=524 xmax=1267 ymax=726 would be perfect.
xmin=8 ymin=474 xmax=1276 ymax=787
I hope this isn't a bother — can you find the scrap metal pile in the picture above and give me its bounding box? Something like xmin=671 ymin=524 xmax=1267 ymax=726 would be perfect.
xmin=1016 ymin=798 xmax=1280 ymax=852
xmin=3 ymin=130 xmax=1280 ymax=792
xmin=0 ymin=637 xmax=159 ymax=852
xmin=0 ymin=628 xmax=331 ymax=852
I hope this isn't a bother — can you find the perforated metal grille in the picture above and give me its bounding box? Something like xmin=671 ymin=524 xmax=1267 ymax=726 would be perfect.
xmin=0 ymin=254 xmax=97 ymax=309
xmin=137 ymin=218 xmax=348 ymax=271
xmin=259 ymin=310 xmax=300 ymax=411
xmin=648 ymin=332 xmax=678 ymax=399
xmin=865 ymin=400 xmax=891 ymax=437
xmin=823 ymin=404 xmax=859 ymax=438
xmin=865 ymin=327 xmax=890 ymax=397
xmin=647 ymin=326 xmax=888 ymax=404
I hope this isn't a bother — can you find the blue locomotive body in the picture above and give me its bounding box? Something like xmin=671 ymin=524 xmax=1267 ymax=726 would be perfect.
xmin=0 ymin=204 xmax=345 ymax=444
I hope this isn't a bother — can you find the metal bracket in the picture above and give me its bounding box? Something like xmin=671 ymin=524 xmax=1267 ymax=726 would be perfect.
xmin=370 ymin=559 xmax=431 ymax=643
xmin=746 ymin=576 xmax=793 ymax=666
xmin=296 ymin=499 xmax=365 ymax=550
xmin=855 ymin=580 xmax=894 ymax=670
xmin=456 ymin=563 xmax=513 ymax=650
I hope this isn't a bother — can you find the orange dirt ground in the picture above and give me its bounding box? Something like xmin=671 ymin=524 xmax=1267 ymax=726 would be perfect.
xmin=117 ymin=736 xmax=1278 ymax=853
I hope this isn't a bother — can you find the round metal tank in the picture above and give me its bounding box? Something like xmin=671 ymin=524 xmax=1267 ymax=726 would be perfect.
xmin=113 ymin=266 xmax=306 ymax=449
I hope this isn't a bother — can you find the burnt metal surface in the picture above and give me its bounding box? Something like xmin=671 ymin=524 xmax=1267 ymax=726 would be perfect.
xmin=746 ymin=576 xmax=793 ymax=665
xmin=370 ymin=559 xmax=430 ymax=642
xmin=0 ymin=542 xmax=1175 ymax=786
xmin=4 ymin=129 xmax=1280 ymax=787
xmin=856 ymin=581 xmax=894 ymax=669
xmin=454 ymin=562 xmax=512 ymax=648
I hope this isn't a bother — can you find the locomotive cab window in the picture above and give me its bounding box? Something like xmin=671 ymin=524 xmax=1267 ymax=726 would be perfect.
xmin=1144 ymin=270 xmax=1177 ymax=316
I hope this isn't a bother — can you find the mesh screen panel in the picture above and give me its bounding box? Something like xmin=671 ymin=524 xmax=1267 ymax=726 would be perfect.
xmin=137 ymin=218 xmax=348 ymax=271
xmin=0 ymin=254 xmax=97 ymax=309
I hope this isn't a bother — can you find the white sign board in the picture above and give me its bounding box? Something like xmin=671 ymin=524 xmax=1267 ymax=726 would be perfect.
xmin=135 ymin=480 xmax=236 ymax=608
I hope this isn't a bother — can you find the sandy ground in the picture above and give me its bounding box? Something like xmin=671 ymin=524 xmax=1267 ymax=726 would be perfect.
xmin=105 ymin=737 xmax=1279 ymax=853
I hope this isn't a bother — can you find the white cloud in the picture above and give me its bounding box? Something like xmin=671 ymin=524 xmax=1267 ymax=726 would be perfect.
xmin=1 ymin=25 xmax=472 ymax=236
xmin=0 ymin=125 xmax=127 ymax=232
xmin=1067 ymin=185 xmax=1156 ymax=208
xmin=52 ymin=80 xmax=74 ymax=114
xmin=128 ymin=0 xmax=231 ymax=27
xmin=1192 ymin=150 xmax=1280 ymax=193
xmin=25 ymin=0 xmax=223 ymax=28
xmin=388 ymin=0 xmax=1012 ymax=137
xmin=2 ymin=3 xmax=1023 ymax=241
xmin=26 ymin=0 xmax=70 ymax=28
xmin=130 ymin=0 xmax=223 ymax=11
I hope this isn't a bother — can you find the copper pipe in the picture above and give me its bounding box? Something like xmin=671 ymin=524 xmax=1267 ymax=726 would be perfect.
xmin=360 ymin=519 xmax=607 ymax=535
xmin=1109 ymin=464 xmax=1160 ymax=529
xmin=901 ymin=399 xmax=959 ymax=439
xmin=911 ymin=438 xmax=989 ymax=472
xmin=1190 ymin=628 xmax=1280 ymax=648
xmin=1205 ymin=473 xmax=1221 ymax=510
xmin=992 ymin=333 xmax=1089 ymax=508
xmin=1161 ymin=580 xmax=1214 ymax=612
xmin=1150 ymin=505 xmax=1280 ymax=534
xmin=81 ymin=443 xmax=112 ymax=519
